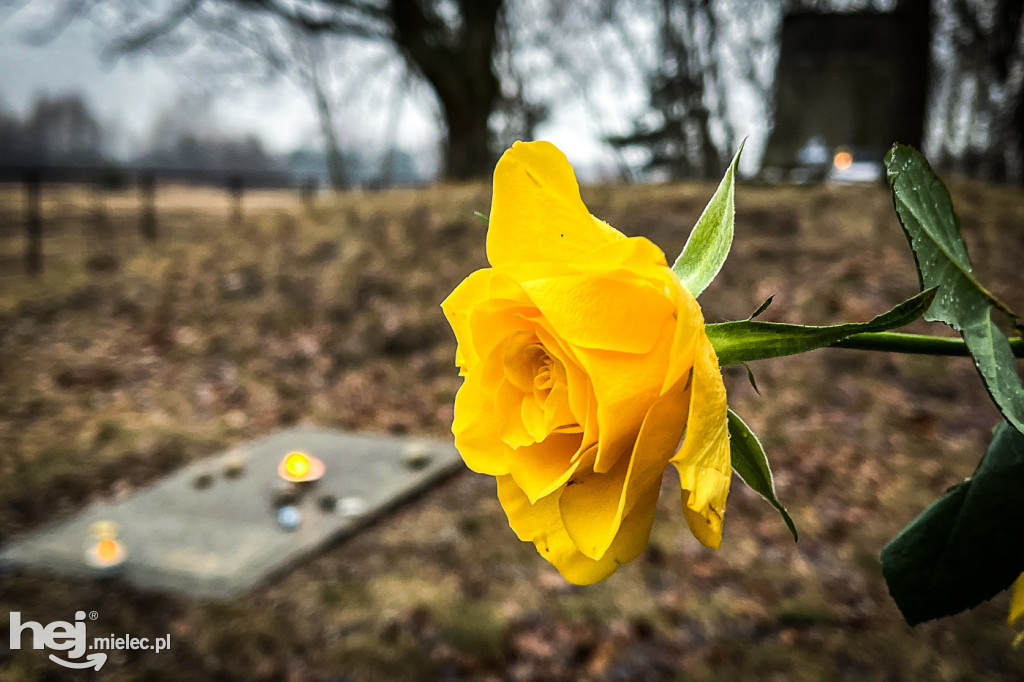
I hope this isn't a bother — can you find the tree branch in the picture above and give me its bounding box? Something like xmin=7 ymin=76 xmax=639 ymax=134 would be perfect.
xmin=19 ymin=0 xmax=100 ymax=46
xmin=236 ymin=0 xmax=389 ymax=39
xmin=108 ymin=0 xmax=205 ymax=55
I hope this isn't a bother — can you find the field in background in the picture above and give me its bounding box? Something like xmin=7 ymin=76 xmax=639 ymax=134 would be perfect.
xmin=0 ymin=182 xmax=309 ymax=298
xmin=0 ymin=178 xmax=1023 ymax=680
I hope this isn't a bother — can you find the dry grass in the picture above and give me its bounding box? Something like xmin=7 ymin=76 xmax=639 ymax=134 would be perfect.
xmin=0 ymin=177 xmax=1022 ymax=680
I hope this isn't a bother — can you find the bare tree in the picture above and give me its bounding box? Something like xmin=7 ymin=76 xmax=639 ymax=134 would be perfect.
xmin=607 ymin=0 xmax=731 ymax=180
xmin=489 ymin=1 xmax=548 ymax=157
xmin=928 ymin=0 xmax=1024 ymax=182
xmin=24 ymin=93 xmax=106 ymax=166
xmin=28 ymin=0 xmax=505 ymax=180
xmin=499 ymin=0 xmax=660 ymax=181
xmin=391 ymin=0 xmax=503 ymax=178
xmin=297 ymin=32 xmax=350 ymax=191
xmin=195 ymin=15 xmax=363 ymax=190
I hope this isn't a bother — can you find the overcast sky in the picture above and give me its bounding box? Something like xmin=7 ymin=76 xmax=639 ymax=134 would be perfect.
xmin=0 ymin=7 xmax=339 ymax=156
xmin=0 ymin=6 xmax=628 ymax=176
xmin=0 ymin=1 xmax=776 ymax=180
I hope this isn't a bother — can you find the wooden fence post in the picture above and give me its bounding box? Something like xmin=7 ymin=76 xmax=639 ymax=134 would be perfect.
xmin=300 ymin=177 xmax=318 ymax=211
xmin=24 ymin=170 xmax=42 ymax=275
xmin=227 ymin=174 xmax=244 ymax=226
xmin=139 ymin=172 xmax=157 ymax=242
xmin=92 ymin=178 xmax=108 ymax=236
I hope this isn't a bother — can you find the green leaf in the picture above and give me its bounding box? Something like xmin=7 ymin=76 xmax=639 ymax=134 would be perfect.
xmin=886 ymin=144 xmax=1024 ymax=435
xmin=672 ymin=141 xmax=744 ymax=297
xmin=742 ymin=363 xmax=761 ymax=395
xmin=474 ymin=211 xmax=489 ymax=224
xmin=749 ymin=295 xmax=775 ymax=320
xmin=728 ymin=409 xmax=797 ymax=541
xmin=706 ymin=289 xmax=936 ymax=366
xmin=881 ymin=421 xmax=1024 ymax=625
xmin=886 ymin=144 xmax=1020 ymax=325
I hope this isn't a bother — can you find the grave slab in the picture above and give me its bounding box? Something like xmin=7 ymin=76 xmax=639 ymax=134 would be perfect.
xmin=0 ymin=428 xmax=462 ymax=598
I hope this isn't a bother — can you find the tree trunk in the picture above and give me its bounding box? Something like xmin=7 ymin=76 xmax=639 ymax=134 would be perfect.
xmin=936 ymin=0 xmax=1024 ymax=182
xmin=893 ymin=0 xmax=930 ymax=158
xmin=433 ymin=72 xmax=497 ymax=180
xmin=314 ymin=88 xmax=348 ymax=191
xmin=996 ymin=7 xmax=1024 ymax=183
xmin=391 ymin=0 xmax=503 ymax=180
xmin=305 ymin=41 xmax=348 ymax=191
xmin=662 ymin=0 xmax=720 ymax=180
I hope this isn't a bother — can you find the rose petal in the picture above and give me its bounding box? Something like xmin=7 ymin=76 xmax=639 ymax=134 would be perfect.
xmin=496 ymin=378 xmax=536 ymax=449
xmin=1010 ymin=574 xmax=1024 ymax=626
xmin=487 ymin=141 xmax=624 ymax=267
xmin=534 ymin=325 xmax=591 ymax=431
xmin=496 ymin=333 xmax=580 ymax=448
xmin=569 ymin=234 xmax=669 ymax=272
xmin=469 ymin=304 xmax=536 ymax=370
xmin=558 ymin=373 xmax=692 ymax=559
xmin=568 ymin=313 xmax=688 ymax=473
xmin=520 ymin=392 xmax=551 ymax=442
xmin=496 ymin=475 xmax=661 ymax=584
xmin=540 ymin=380 xmax=576 ymax=433
xmin=520 ymin=274 xmax=675 ymax=354
xmin=508 ymin=432 xmax=588 ymax=503
xmin=442 ymin=269 xmax=535 ymax=371
xmin=509 ymin=241 xmax=701 ymax=472
xmin=571 ymin=242 xmax=704 ymax=398
xmin=441 ymin=269 xmax=494 ymax=370
xmin=452 ymin=343 xmax=512 ymax=475
xmin=671 ymin=334 xmax=731 ymax=549
xmin=662 ymin=283 xmax=704 ymax=394
xmin=503 ymin=336 xmax=545 ymax=391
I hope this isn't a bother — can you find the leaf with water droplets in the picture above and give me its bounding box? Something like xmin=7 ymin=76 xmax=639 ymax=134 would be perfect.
xmin=886 ymin=144 xmax=1024 ymax=436
xmin=882 ymin=421 xmax=1024 ymax=625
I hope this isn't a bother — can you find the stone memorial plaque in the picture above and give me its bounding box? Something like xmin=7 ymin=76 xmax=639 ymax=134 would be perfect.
xmin=0 ymin=428 xmax=462 ymax=598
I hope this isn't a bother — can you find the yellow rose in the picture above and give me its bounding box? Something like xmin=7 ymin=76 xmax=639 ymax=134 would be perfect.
xmin=1011 ymin=574 xmax=1024 ymax=646
xmin=441 ymin=140 xmax=731 ymax=584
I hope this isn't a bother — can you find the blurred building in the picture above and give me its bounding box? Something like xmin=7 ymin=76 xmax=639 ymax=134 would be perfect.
xmin=762 ymin=3 xmax=930 ymax=181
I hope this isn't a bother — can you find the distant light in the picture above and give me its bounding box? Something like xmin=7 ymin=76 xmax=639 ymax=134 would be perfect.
xmin=276 ymin=505 xmax=302 ymax=530
xmin=277 ymin=451 xmax=325 ymax=482
xmin=85 ymin=539 xmax=126 ymax=568
xmin=339 ymin=496 xmax=366 ymax=518
xmin=285 ymin=453 xmax=309 ymax=478
xmin=833 ymin=151 xmax=853 ymax=171
xmin=96 ymin=539 xmax=120 ymax=562
xmin=85 ymin=521 xmax=126 ymax=568
xmin=91 ymin=520 xmax=119 ymax=540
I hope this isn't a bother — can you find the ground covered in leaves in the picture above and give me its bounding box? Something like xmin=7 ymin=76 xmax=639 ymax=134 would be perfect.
xmin=0 ymin=177 xmax=1022 ymax=680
